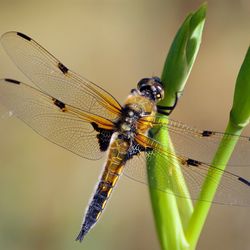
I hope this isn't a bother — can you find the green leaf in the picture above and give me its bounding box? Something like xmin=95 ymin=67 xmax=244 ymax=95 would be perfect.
xmin=148 ymin=3 xmax=207 ymax=250
xmin=185 ymin=46 xmax=250 ymax=250
xmin=159 ymin=3 xmax=207 ymax=107
xmin=230 ymin=47 xmax=250 ymax=128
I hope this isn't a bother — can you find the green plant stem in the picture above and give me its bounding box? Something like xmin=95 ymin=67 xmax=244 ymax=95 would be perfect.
xmin=186 ymin=45 xmax=250 ymax=249
xmin=149 ymin=188 xmax=189 ymax=250
xmin=185 ymin=120 xmax=243 ymax=249
xmin=148 ymin=4 xmax=206 ymax=250
xmin=148 ymin=119 xmax=190 ymax=250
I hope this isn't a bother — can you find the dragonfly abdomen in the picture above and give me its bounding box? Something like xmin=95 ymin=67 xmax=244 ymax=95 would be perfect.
xmin=75 ymin=181 xmax=113 ymax=242
xmin=76 ymin=138 xmax=129 ymax=242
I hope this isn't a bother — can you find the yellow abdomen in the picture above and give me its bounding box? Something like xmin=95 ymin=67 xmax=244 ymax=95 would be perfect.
xmin=76 ymin=138 xmax=129 ymax=241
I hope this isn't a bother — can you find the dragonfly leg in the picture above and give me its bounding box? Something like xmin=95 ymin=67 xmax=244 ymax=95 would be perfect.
xmin=157 ymin=91 xmax=182 ymax=116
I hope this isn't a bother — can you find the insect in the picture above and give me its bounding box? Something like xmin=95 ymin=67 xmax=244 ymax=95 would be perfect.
xmin=0 ymin=31 xmax=249 ymax=242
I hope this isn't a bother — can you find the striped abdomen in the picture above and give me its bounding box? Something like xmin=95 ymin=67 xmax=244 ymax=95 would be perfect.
xmin=76 ymin=138 xmax=129 ymax=241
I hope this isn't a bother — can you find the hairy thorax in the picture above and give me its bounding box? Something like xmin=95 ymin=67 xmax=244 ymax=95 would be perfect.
xmin=116 ymin=94 xmax=157 ymax=139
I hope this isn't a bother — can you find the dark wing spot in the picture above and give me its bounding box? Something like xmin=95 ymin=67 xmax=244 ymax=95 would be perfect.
xmin=238 ymin=177 xmax=250 ymax=186
xmin=91 ymin=122 xmax=99 ymax=131
xmin=125 ymin=141 xmax=152 ymax=161
xmin=201 ymin=130 xmax=214 ymax=137
xmin=186 ymin=158 xmax=201 ymax=167
xmin=58 ymin=62 xmax=68 ymax=74
xmin=91 ymin=122 xmax=114 ymax=152
xmin=53 ymin=98 xmax=65 ymax=110
xmin=5 ymin=78 xmax=20 ymax=84
xmin=17 ymin=32 xmax=31 ymax=41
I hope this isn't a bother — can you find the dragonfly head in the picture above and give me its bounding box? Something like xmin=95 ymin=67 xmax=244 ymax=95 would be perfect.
xmin=137 ymin=77 xmax=164 ymax=102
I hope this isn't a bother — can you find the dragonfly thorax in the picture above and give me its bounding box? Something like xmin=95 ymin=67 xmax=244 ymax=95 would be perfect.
xmin=116 ymin=106 xmax=141 ymax=139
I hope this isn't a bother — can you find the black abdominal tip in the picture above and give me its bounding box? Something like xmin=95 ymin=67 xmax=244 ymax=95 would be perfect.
xmin=75 ymin=231 xmax=85 ymax=242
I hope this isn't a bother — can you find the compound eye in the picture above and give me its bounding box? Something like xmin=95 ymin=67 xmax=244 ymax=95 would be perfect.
xmin=137 ymin=78 xmax=150 ymax=89
xmin=152 ymin=76 xmax=161 ymax=83
xmin=140 ymin=85 xmax=152 ymax=92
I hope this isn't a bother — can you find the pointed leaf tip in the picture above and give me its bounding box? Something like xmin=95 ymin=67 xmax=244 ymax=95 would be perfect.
xmin=230 ymin=46 xmax=250 ymax=128
xmin=159 ymin=3 xmax=206 ymax=107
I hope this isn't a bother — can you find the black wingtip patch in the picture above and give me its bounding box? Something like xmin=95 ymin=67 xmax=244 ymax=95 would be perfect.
xmin=17 ymin=32 xmax=31 ymax=41
xmin=58 ymin=62 xmax=68 ymax=74
xmin=5 ymin=78 xmax=20 ymax=84
xmin=238 ymin=177 xmax=250 ymax=186
xmin=53 ymin=98 xmax=65 ymax=110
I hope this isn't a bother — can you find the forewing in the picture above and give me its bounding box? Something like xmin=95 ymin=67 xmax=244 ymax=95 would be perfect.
xmin=124 ymin=133 xmax=250 ymax=206
xmin=0 ymin=79 xmax=115 ymax=160
xmin=140 ymin=115 xmax=250 ymax=166
xmin=1 ymin=31 xmax=122 ymax=121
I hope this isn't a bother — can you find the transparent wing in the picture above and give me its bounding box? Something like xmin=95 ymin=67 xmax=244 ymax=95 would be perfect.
xmin=140 ymin=115 xmax=250 ymax=166
xmin=1 ymin=31 xmax=122 ymax=121
xmin=124 ymin=133 xmax=250 ymax=206
xmin=0 ymin=79 xmax=115 ymax=160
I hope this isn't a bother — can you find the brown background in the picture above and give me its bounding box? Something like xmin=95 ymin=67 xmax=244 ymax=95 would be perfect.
xmin=0 ymin=1 xmax=249 ymax=250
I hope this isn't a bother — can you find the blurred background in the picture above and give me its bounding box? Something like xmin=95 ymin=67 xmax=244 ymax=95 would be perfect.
xmin=0 ymin=0 xmax=249 ymax=249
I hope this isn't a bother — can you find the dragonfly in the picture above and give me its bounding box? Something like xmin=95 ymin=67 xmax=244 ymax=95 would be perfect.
xmin=0 ymin=31 xmax=249 ymax=242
